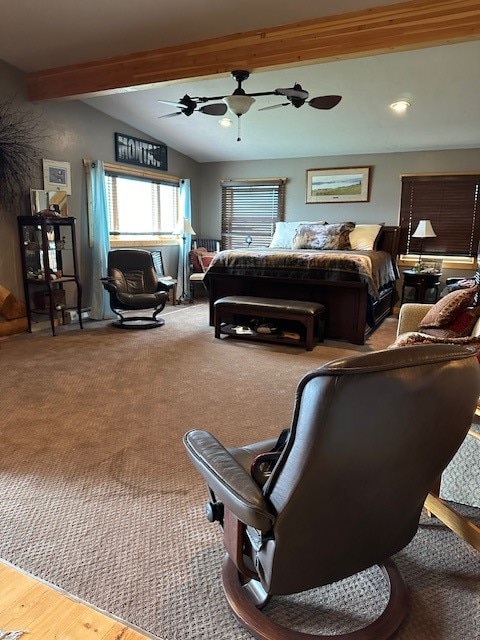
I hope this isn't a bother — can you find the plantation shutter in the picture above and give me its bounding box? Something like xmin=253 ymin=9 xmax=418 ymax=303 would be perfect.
xmin=399 ymin=175 xmax=480 ymax=257
xmin=221 ymin=179 xmax=286 ymax=249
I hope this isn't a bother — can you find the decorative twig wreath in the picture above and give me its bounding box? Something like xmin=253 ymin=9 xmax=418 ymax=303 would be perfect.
xmin=0 ymin=96 xmax=44 ymax=210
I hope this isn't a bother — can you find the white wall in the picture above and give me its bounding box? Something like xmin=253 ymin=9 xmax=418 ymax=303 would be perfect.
xmin=198 ymin=149 xmax=480 ymax=238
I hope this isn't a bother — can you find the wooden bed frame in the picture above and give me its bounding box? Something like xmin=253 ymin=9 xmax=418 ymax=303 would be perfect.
xmin=205 ymin=226 xmax=400 ymax=345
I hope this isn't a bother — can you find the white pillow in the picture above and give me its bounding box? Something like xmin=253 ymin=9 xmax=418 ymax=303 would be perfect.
xmin=349 ymin=224 xmax=382 ymax=251
xmin=269 ymin=221 xmax=327 ymax=249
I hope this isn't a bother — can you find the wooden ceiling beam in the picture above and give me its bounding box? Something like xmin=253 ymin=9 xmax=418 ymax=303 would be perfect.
xmin=27 ymin=0 xmax=480 ymax=101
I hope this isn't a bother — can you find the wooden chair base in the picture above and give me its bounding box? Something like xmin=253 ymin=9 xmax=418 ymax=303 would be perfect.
xmin=425 ymin=428 xmax=480 ymax=551
xmin=424 ymin=493 xmax=480 ymax=551
xmin=222 ymin=555 xmax=409 ymax=640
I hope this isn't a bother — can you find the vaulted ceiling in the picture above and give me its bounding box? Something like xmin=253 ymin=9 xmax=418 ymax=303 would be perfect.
xmin=1 ymin=0 xmax=479 ymax=162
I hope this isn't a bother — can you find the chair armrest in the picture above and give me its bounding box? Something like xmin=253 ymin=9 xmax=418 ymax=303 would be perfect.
xmin=100 ymin=277 xmax=117 ymax=293
xmin=184 ymin=430 xmax=275 ymax=531
xmin=397 ymin=303 xmax=434 ymax=337
xmin=156 ymin=279 xmax=173 ymax=292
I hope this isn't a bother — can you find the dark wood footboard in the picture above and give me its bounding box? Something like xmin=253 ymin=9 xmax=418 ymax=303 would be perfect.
xmin=205 ymin=226 xmax=399 ymax=345
xmin=205 ymin=273 xmax=395 ymax=345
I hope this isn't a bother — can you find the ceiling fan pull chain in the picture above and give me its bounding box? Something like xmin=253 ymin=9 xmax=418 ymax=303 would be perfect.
xmin=237 ymin=116 xmax=242 ymax=142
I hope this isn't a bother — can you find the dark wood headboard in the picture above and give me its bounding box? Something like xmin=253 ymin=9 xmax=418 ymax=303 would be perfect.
xmin=376 ymin=226 xmax=400 ymax=259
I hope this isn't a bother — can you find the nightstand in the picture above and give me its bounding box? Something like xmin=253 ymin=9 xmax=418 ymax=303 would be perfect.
xmin=401 ymin=269 xmax=442 ymax=305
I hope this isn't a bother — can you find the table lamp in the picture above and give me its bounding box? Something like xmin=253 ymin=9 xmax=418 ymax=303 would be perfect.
xmin=412 ymin=219 xmax=436 ymax=271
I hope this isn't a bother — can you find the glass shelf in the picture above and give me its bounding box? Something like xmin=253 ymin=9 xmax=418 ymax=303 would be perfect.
xmin=17 ymin=215 xmax=83 ymax=336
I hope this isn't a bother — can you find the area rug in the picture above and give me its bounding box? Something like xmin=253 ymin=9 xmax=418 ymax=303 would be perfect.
xmin=0 ymin=304 xmax=478 ymax=639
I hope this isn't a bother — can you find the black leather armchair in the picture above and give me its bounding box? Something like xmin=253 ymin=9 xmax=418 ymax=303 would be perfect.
xmin=184 ymin=344 xmax=480 ymax=640
xmin=101 ymin=249 xmax=169 ymax=329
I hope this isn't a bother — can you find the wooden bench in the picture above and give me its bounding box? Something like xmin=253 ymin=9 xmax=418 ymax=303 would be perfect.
xmin=214 ymin=295 xmax=325 ymax=351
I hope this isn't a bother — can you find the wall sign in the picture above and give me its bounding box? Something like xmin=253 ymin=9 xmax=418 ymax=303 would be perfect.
xmin=114 ymin=133 xmax=168 ymax=171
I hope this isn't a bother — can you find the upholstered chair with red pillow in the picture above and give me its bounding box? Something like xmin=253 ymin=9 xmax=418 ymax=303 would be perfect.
xmin=390 ymin=288 xmax=480 ymax=544
xmin=394 ymin=287 xmax=480 ymax=347
xmin=188 ymin=246 xmax=219 ymax=301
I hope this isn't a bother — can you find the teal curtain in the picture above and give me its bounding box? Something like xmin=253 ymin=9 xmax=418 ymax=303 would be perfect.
xmin=177 ymin=179 xmax=192 ymax=299
xmin=88 ymin=160 xmax=112 ymax=319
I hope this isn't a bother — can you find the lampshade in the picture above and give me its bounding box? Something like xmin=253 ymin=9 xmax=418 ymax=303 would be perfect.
xmin=223 ymin=94 xmax=255 ymax=116
xmin=174 ymin=217 xmax=196 ymax=236
xmin=412 ymin=220 xmax=436 ymax=239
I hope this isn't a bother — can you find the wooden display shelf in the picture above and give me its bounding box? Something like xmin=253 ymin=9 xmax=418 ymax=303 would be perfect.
xmin=18 ymin=215 xmax=83 ymax=336
xmin=26 ymin=276 xmax=77 ymax=284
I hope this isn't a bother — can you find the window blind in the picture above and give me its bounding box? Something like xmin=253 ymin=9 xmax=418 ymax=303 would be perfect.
xmin=399 ymin=175 xmax=480 ymax=257
xmin=105 ymin=172 xmax=179 ymax=235
xmin=221 ymin=179 xmax=286 ymax=249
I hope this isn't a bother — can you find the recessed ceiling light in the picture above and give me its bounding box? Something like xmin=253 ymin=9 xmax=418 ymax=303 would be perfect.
xmin=390 ymin=100 xmax=411 ymax=113
xmin=219 ymin=117 xmax=233 ymax=128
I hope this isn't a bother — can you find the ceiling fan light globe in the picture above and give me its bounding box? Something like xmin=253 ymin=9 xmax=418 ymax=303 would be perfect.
xmin=223 ymin=94 xmax=255 ymax=116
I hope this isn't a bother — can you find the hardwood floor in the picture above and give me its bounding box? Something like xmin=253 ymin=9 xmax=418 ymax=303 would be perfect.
xmin=0 ymin=561 xmax=153 ymax=640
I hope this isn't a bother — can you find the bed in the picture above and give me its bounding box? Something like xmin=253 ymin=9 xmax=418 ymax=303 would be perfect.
xmin=204 ymin=224 xmax=400 ymax=345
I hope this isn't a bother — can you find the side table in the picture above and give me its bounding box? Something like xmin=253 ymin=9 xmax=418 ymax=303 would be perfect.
xmin=401 ymin=269 xmax=442 ymax=305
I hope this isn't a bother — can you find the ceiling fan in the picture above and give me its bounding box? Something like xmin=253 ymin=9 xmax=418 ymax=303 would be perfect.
xmin=158 ymin=70 xmax=341 ymax=140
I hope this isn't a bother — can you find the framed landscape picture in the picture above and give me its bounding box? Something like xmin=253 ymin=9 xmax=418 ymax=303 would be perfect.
xmin=306 ymin=167 xmax=371 ymax=203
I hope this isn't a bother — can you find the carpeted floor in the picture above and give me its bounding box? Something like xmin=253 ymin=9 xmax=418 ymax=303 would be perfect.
xmin=0 ymin=304 xmax=478 ymax=640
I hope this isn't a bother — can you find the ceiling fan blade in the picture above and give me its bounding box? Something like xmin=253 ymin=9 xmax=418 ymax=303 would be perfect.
xmin=309 ymin=95 xmax=342 ymax=110
xmin=258 ymin=103 xmax=290 ymax=111
xmin=199 ymin=103 xmax=228 ymax=116
xmin=275 ymin=85 xmax=309 ymax=100
xmin=157 ymin=99 xmax=186 ymax=108
xmin=158 ymin=112 xmax=182 ymax=119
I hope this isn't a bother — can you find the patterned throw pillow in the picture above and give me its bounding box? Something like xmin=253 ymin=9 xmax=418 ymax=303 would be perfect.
xmin=389 ymin=332 xmax=480 ymax=362
xmin=189 ymin=248 xmax=215 ymax=273
xmin=421 ymin=306 xmax=480 ymax=338
xmin=418 ymin=287 xmax=479 ymax=329
xmin=269 ymin=221 xmax=327 ymax=249
xmin=292 ymin=222 xmax=355 ymax=250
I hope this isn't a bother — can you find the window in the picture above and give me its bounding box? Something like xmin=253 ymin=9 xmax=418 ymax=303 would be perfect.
xmin=399 ymin=174 xmax=480 ymax=258
xmin=221 ymin=179 xmax=286 ymax=249
xmin=105 ymin=167 xmax=179 ymax=239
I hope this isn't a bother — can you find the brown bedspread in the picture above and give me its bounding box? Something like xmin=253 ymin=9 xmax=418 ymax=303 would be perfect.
xmin=206 ymin=249 xmax=398 ymax=299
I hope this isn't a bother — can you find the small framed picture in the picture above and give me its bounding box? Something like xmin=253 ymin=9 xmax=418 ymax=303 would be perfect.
xmin=306 ymin=167 xmax=371 ymax=204
xmin=43 ymin=159 xmax=72 ymax=195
